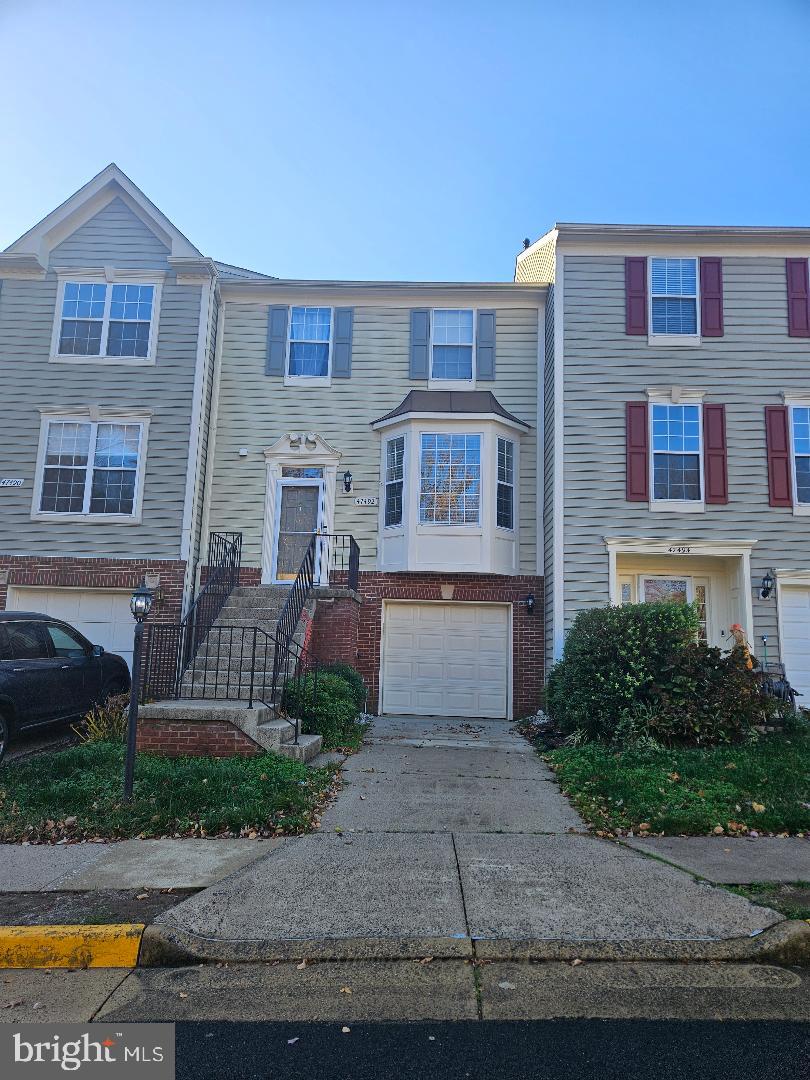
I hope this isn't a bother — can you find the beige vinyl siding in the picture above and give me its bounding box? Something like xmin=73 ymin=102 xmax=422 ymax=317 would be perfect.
xmin=191 ymin=290 xmax=219 ymax=568
xmin=49 ymin=197 xmax=170 ymax=269
xmin=542 ymin=282 xmax=556 ymax=663
xmin=208 ymin=303 xmax=540 ymax=573
xmin=0 ymin=273 xmax=202 ymax=559
xmin=561 ymin=253 xmax=810 ymax=660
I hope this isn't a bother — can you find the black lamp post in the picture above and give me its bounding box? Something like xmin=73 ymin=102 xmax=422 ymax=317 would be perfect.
xmin=123 ymin=581 xmax=153 ymax=803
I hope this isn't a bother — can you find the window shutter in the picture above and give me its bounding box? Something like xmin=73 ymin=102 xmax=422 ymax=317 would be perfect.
xmin=703 ymin=403 xmax=728 ymax=503
xmin=409 ymin=309 xmax=430 ymax=379
xmin=265 ymin=305 xmax=289 ymax=376
xmin=625 ymin=401 xmax=649 ymax=501
xmin=332 ymin=307 xmax=354 ymax=378
xmin=625 ymin=257 xmax=648 ymax=335
xmin=476 ymin=309 xmax=496 ymax=380
xmin=786 ymin=258 xmax=810 ymax=337
xmin=700 ymin=258 xmax=724 ymax=337
xmin=765 ymin=406 xmax=793 ymax=507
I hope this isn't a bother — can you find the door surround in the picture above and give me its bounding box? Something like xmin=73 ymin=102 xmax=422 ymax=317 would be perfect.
xmin=261 ymin=432 xmax=341 ymax=585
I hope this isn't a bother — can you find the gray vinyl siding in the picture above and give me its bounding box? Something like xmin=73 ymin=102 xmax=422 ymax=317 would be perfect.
xmin=49 ymin=198 xmax=170 ymax=268
xmin=561 ymin=253 xmax=810 ymax=662
xmin=543 ymin=282 xmax=556 ymax=665
xmin=0 ymin=268 xmax=202 ymax=561
xmin=208 ymin=302 xmax=540 ymax=573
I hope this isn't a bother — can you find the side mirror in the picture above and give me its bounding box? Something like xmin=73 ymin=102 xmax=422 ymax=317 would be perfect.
xmin=92 ymin=644 xmax=105 ymax=657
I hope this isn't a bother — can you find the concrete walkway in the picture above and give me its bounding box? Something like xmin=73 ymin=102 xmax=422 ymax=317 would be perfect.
xmin=146 ymin=716 xmax=800 ymax=963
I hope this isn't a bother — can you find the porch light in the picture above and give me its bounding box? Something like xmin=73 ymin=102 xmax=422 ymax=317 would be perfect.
xmin=525 ymin=593 xmax=536 ymax=616
xmin=343 ymin=470 xmax=353 ymax=493
xmin=759 ymin=571 xmax=775 ymax=601
xmin=130 ymin=582 xmax=154 ymax=622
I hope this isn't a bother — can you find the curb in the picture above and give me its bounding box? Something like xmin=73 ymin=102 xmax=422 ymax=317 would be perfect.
xmin=139 ymin=918 xmax=810 ymax=968
xmin=0 ymin=924 xmax=144 ymax=969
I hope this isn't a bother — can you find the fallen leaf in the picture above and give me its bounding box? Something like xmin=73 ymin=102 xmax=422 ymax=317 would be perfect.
xmin=287 ymin=1038 xmax=299 ymax=1045
xmin=498 ymin=981 xmax=516 ymax=990
xmin=752 ymin=802 xmax=766 ymax=814
xmin=571 ymin=958 xmax=583 ymax=967
xmin=136 ymin=893 xmax=149 ymax=900
xmin=713 ymin=825 xmax=725 ymax=835
xmin=296 ymin=960 xmax=307 ymax=970
xmin=724 ymin=762 xmax=737 ymax=770
xmin=341 ymin=1026 xmax=351 ymax=1034
xmin=179 ymin=993 xmax=188 ymax=999
xmin=340 ymin=987 xmax=352 ymax=994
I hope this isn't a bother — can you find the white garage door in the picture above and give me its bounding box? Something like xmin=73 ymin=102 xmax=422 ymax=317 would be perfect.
xmin=7 ymin=587 xmax=135 ymax=671
xmin=781 ymin=585 xmax=810 ymax=702
xmin=382 ymin=602 xmax=509 ymax=719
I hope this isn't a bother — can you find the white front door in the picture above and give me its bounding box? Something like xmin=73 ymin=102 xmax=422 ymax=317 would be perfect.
xmin=271 ymin=479 xmax=324 ymax=583
xmin=635 ymin=575 xmax=711 ymax=643
xmin=381 ymin=602 xmax=510 ymax=718
xmin=780 ymin=585 xmax=810 ymax=700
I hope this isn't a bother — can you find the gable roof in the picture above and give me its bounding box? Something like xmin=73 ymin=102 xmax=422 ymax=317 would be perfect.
xmin=213 ymin=260 xmax=277 ymax=281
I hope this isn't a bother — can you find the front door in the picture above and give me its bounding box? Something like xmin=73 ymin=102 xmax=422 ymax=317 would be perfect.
xmin=639 ymin=576 xmax=710 ymax=643
xmin=272 ymin=481 xmax=324 ymax=583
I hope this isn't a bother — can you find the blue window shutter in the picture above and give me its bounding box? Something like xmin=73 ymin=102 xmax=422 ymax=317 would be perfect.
xmin=332 ymin=307 xmax=354 ymax=378
xmin=477 ymin=310 xmax=496 ymax=380
xmin=265 ymin=305 xmax=289 ymax=376
xmin=410 ymin=309 xmax=430 ymax=379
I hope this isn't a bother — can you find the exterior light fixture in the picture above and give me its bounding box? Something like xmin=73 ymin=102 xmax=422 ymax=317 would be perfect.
xmin=759 ymin=571 xmax=775 ymax=601
xmin=123 ymin=581 xmax=154 ymax=801
xmin=343 ymin=470 xmax=353 ymax=493
xmin=525 ymin=593 xmax=536 ymax=616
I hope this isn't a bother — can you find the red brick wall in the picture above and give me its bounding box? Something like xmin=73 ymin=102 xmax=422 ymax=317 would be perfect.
xmin=136 ymin=717 xmax=263 ymax=757
xmin=0 ymin=555 xmax=187 ymax=624
xmin=310 ymin=595 xmax=361 ymax=668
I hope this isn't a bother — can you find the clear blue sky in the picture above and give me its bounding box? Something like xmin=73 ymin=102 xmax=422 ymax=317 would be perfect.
xmin=2 ymin=0 xmax=809 ymax=281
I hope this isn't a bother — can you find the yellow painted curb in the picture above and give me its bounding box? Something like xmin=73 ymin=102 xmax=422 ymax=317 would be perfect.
xmin=0 ymin=924 xmax=145 ymax=969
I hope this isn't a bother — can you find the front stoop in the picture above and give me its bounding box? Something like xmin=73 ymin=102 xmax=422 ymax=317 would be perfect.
xmin=137 ymin=700 xmax=323 ymax=763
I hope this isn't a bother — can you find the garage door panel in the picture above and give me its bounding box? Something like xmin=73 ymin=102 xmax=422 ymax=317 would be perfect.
xmin=382 ymin=602 xmax=509 ymax=719
xmin=781 ymin=586 xmax=810 ymax=700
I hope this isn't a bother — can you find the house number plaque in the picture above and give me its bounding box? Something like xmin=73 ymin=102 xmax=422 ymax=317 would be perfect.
xmin=668 ymin=546 xmax=692 ymax=554
xmin=354 ymin=496 xmax=378 ymax=506
xmin=0 ymin=479 xmax=23 ymax=487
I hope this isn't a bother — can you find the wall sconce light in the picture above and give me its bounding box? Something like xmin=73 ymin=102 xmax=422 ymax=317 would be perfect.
xmin=759 ymin=570 xmax=775 ymax=601
xmin=343 ymin=470 xmax=353 ymax=493
xmin=525 ymin=593 xmax=536 ymax=616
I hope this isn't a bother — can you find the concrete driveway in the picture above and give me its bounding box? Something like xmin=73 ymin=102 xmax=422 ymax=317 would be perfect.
xmin=147 ymin=714 xmax=790 ymax=964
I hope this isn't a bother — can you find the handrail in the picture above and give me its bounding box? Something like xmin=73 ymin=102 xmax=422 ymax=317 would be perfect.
xmin=178 ymin=531 xmax=242 ymax=682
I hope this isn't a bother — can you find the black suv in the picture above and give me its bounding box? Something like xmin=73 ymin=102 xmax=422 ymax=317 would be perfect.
xmin=0 ymin=612 xmax=130 ymax=763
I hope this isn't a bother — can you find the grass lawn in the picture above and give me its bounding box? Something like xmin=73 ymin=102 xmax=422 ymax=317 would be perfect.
xmin=545 ymin=735 xmax=810 ymax=836
xmin=0 ymin=741 xmax=338 ymax=842
xmin=725 ymin=882 xmax=810 ymax=921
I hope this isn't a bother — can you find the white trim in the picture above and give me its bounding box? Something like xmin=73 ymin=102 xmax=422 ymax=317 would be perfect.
xmin=646 ymin=386 xmax=706 ymax=404
xmin=284 ymin=304 xmax=333 ymax=385
xmin=372 ymin=411 xmax=528 ymax=434
xmin=536 ymin=297 xmax=545 ymax=571
xmin=428 ymin=307 xmax=477 ymax=388
xmin=552 ymin=255 xmax=565 ymax=660
xmin=773 ymin=570 xmax=810 ymax=677
xmin=179 ymin=276 xmax=214 ymax=563
xmin=270 ymin=478 xmax=325 ymax=584
xmin=647 ymin=256 xmax=701 ymax=345
xmin=648 ymin=397 xmax=705 ymax=512
xmin=381 ymin=432 xmax=406 ymax=532
xmin=196 ymin=293 xmax=227 ymax=587
xmin=31 ymin=413 xmax=150 ymax=524
xmin=786 ymin=404 xmax=810 ymax=517
xmin=49 ymin=273 xmax=162 ymax=366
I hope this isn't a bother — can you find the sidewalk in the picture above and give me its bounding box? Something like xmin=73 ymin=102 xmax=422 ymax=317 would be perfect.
xmin=142 ymin=716 xmax=809 ymax=965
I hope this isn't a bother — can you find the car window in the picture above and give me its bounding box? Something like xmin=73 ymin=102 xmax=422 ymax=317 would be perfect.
xmin=0 ymin=625 xmax=11 ymax=661
xmin=46 ymin=624 xmax=89 ymax=659
xmin=7 ymin=622 xmax=52 ymax=661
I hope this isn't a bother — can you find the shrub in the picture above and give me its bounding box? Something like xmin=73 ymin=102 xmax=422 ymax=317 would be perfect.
xmin=319 ymin=663 xmax=367 ymax=712
xmin=546 ymin=602 xmax=700 ymax=739
xmin=73 ymin=693 xmax=129 ymax=743
xmin=281 ymin=672 xmax=360 ymax=749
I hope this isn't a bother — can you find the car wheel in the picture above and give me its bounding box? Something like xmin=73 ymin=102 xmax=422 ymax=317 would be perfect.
xmin=0 ymin=712 xmax=9 ymax=766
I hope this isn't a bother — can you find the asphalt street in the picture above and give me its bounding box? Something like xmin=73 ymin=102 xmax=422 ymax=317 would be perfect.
xmin=174 ymin=1020 xmax=810 ymax=1080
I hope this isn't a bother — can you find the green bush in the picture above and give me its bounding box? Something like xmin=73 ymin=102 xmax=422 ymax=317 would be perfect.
xmin=546 ymin=602 xmax=772 ymax=746
xmin=281 ymin=672 xmax=361 ymax=749
xmin=319 ymin=663 xmax=367 ymax=712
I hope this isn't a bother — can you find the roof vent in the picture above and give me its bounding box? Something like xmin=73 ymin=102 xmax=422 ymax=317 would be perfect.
xmin=522 ymin=237 xmax=531 ymax=250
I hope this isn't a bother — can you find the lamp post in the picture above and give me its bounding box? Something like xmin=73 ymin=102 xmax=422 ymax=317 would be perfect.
xmin=123 ymin=582 xmax=153 ymax=803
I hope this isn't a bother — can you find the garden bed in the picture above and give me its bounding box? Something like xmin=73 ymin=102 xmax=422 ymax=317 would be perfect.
xmin=0 ymin=741 xmax=338 ymax=842
xmin=543 ymin=736 xmax=810 ymax=837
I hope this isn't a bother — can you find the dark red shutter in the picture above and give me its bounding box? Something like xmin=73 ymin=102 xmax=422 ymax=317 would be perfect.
xmin=625 ymin=257 xmax=648 ymax=335
xmin=765 ymin=406 xmax=793 ymax=507
xmin=626 ymin=401 xmax=649 ymax=501
xmin=786 ymin=258 xmax=810 ymax=337
xmin=700 ymin=258 xmax=724 ymax=337
xmin=703 ymin=403 xmax=728 ymax=503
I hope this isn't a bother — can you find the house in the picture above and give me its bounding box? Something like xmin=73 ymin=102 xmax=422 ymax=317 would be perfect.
xmin=516 ymin=223 xmax=810 ymax=702
xmin=0 ymin=165 xmax=225 ymax=665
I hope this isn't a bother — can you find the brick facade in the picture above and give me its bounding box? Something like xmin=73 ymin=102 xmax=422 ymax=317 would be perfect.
xmin=310 ymin=592 xmax=361 ymax=669
xmin=136 ymin=716 xmax=263 ymax=757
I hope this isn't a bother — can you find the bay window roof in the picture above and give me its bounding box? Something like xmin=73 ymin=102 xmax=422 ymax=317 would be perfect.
xmin=372 ymin=390 xmax=529 ymax=430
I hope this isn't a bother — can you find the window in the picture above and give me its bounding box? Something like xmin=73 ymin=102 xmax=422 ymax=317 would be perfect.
xmin=419 ymin=433 xmax=481 ymax=525
xmin=496 ymin=437 xmax=514 ymax=529
xmin=385 ymin=436 xmax=405 ymax=527
xmin=431 ymin=309 xmax=474 ymax=380
xmin=792 ymin=406 xmax=810 ymax=504
xmin=38 ymin=419 xmax=144 ymax=517
xmin=288 ymin=307 xmax=332 ymax=377
xmin=651 ymin=403 xmax=702 ymax=502
xmin=650 ymin=258 xmax=698 ymax=336
xmin=46 ymin=624 xmax=88 ymax=658
xmin=281 ymin=466 xmax=324 ymax=478
xmin=6 ymin=622 xmax=51 ymax=661
xmin=57 ymin=282 xmax=156 ymax=359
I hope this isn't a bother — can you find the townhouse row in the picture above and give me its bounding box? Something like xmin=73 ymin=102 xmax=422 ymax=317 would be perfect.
xmin=1 ymin=167 xmax=808 ymax=718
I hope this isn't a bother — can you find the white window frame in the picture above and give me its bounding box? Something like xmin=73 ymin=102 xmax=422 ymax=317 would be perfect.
xmin=495 ymin=436 xmax=515 ymax=531
xmin=648 ymin=257 xmax=701 ymax=346
xmin=284 ymin=305 xmax=334 ymax=386
xmin=429 ymin=308 xmax=476 ymax=388
xmin=32 ymin=412 xmax=150 ymax=524
xmin=50 ymin=272 xmax=162 ymax=366
xmin=788 ymin=401 xmax=810 ymax=516
xmin=417 ymin=430 xmax=483 ymax=528
xmin=649 ymin=398 xmax=705 ymax=513
xmin=383 ymin=433 xmax=406 ymax=530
